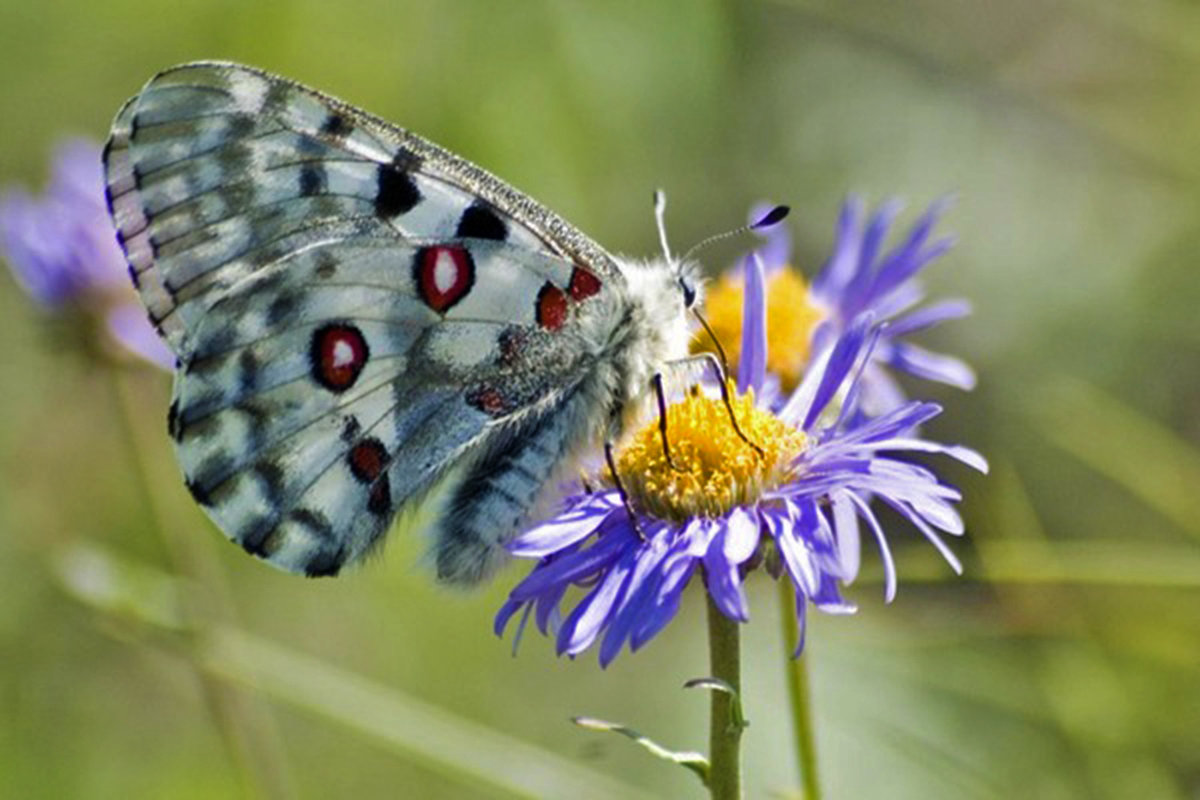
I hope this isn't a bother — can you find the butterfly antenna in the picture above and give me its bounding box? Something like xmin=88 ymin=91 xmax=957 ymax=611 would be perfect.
xmin=654 ymin=189 xmax=673 ymax=264
xmin=678 ymin=204 xmax=789 ymax=265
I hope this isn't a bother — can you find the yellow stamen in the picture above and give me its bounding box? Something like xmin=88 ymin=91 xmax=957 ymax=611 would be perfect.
xmin=693 ymin=267 xmax=825 ymax=392
xmin=615 ymin=384 xmax=808 ymax=523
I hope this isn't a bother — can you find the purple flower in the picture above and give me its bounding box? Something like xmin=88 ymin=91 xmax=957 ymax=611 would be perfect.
xmin=496 ymin=256 xmax=986 ymax=666
xmin=803 ymin=196 xmax=975 ymax=415
xmin=0 ymin=139 xmax=171 ymax=368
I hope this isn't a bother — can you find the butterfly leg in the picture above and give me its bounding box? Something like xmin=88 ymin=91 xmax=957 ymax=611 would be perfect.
xmin=651 ymin=372 xmax=684 ymax=471
xmin=663 ymin=353 xmax=765 ymax=459
xmin=605 ymin=441 xmax=647 ymax=541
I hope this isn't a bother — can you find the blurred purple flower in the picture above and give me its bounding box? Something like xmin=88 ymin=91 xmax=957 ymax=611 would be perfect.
xmin=746 ymin=196 xmax=975 ymax=417
xmin=812 ymin=196 xmax=975 ymax=412
xmin=496 ymin=256 xmax=986 ymax=666
xmin=0 ymin=139 xmax=171 ymax=368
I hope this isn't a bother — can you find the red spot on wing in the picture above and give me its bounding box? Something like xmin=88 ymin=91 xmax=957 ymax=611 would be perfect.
xmin=536 ymin=282 xmax=568 ymax=331
xmin=368 ymin=478 xmax=392 ymax=515
xmin=568 ymin=266 xmax=602 ymax=301
xmin=311 ymin=324 xmax=369 ymax=392
xmin=347 ymin=438 xmax=390 ymax=483
xmin=467 ymin=386 xmax=509 ymax=417
xmin=415 ymin=246 xmax=475 ymax=313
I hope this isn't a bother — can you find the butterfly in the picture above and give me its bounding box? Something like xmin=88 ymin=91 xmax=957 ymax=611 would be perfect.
xmin=104 ymin=61 xmax=781 ymax=584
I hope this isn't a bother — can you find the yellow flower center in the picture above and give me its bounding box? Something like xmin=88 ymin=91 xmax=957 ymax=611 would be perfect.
xmin=693 ymin=267 xmax=825 ymax=392
xmin=615 ymin=384 xmax=809 ymax=523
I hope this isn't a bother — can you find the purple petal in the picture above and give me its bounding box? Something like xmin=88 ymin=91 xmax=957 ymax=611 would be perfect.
xmin=834 ymin=323 xmax=885 ymax=431
xmin=106 ymin=305 xmax=174 ymax=369
xmin=704 ymin=528 xmax=749 ymax=622
xmin=841 ymin=199 xmax=903 ymax=317
xmin=878 ymin=496 xmax=963 ymax=575
xmin=770 ymin=505 xmax=818 ymax=596
xmin=866 ymin=438 xmax=988 ymax=473
xmin=868 ymin=197 xmax=954 ymax=299
xmin=800 ymin=313 xmax=874 ymax=431
xmin=812 ymin=195 xmax=863 ymax=299
xmin=887 ymin=299 xmax=972 ymax=337
xmin=722 ymin=507 xmax=762 ymax=564
xmin=737 ymin=253 xmax=767 ymax=394
xmin=777 ymin=339 xmax=832 ymax=427
xmin=871 ymin=234 xmax=955 ymax=304
xmin=683 ymin=516 xmax=720 ymax=557
xmin=829 ymin=491 xmax=861 ymax=582
xmin=630 ymin=547 xmax=696 ymax=649
xmin=792 ymin=590 xmax=808 ymax=656
xmin=557 ymin=543 xmax=639 ymax=658
xmin=843 ymin=491 xmax=897 ymax=602
xmin=597 ymin=536 xmax=673 ymax=666
xmin=867 ymin=275 xmax=925 ymax=321
xmin=837 ymin=401 xmax=943 ymax=444
xmin=507 ymin=521 xmax=635 ymax=600
xmin=508 ymin=502 xmax=615 ymax=557
xmin=889 ymin=342 xmax=977 ymax=390
xmin=534 ymin=580 xmax=568 ymax=635
xmin=811 ymin=571 xmax=856 ymax=614
xmin=493 ymin=596 xmax=526 ymax=637
xmin=854 ymin=364 xmax=908 ymax=420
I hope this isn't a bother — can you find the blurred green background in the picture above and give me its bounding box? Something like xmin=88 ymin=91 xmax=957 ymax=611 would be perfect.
xmin=3 ymin=1 xmax=1199 ymax=797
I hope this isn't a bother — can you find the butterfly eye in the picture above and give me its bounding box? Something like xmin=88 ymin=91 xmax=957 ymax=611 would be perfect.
xmin=679 ymin=277 xmax=697 ymax=309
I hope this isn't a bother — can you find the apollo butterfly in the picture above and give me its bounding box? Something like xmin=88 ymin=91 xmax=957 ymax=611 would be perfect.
xmin=104 ymin=62 xmax=780 ymax=583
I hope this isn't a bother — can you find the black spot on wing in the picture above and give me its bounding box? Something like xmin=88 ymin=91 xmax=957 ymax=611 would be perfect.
xmin=167 ymin=399 xmax=183 ymax=443
xmin=391 ymin=146 xmax=423 ymax=172
xmin=299 ymin=162 xmax=326 ymax=197
xmin=367 ymin=475 xmax=392 ymax=516
xmin=266 ymin=292 xmax=299 ymax=326
xmin=456 ymin=202 xmax=508 ymax=241
xmin=304 ymin=548 xmax=347 ymax=578
xmin=238 ymin=516 xmax=276 ymax=558
xmin=290 ymin=508 xmax=335 ymax=541
xmin=319 ymin=112 xmax=352 ymax=138
xmin=253 ymin=461 xmax=286 ymax=504
xmin=186 ymin=452 xmax=234 ymax=508
xmin=314 ymin=252 xmax=339 ymax=279
xmin=374 ymin=152 xmax=422 ymax=217
xmin=340 ymin=415 xmax=362 ymax=443
xmin=238 ymin=349 xmax=260 ymax=394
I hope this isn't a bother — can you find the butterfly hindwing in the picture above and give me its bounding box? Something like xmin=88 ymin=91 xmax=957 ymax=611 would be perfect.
xmin=169 ymin=231 xmax=608 ymax=576
xmin=104 ymin=60 xmax=621 ymax=357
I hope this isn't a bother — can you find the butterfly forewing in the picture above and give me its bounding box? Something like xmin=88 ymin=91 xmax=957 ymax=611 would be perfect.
xmin=104 ymin=61 xmax=618 ymax=356
xmin=105 ymin=61 xmax=624 ymax=579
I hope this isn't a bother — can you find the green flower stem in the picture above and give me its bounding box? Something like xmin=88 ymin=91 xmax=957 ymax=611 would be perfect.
xmin=706 ymin=595 xmax=744 ymax=800
xmin=108 ymin=368 xmax=296 ymax=800
xmin=779 ymin=579 xmax=821 ymax=800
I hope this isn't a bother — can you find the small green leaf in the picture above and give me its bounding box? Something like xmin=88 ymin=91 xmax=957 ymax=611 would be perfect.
xmin=571 ymin=717 xmax=710 ymax=786
xmin=683 ymin=677 xmax=735 ymax=695
xmin=684 ymin=677 xmax=748 ymax=731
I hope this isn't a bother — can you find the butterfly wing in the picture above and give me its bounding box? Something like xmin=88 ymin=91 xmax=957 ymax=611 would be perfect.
xmin=171 ymin=230 xmax=603 ymax=576
xmin=104 ymin=60 xmax=622 ymax=357
xmin=103 ymin=62 xmax=619 ymax=579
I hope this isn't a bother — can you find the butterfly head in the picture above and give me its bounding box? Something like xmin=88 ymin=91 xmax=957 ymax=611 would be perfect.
xmin=676 ymin=260 xmax=702 ymax=311
xmin=653 ymin=190 xmax=787 ymax=311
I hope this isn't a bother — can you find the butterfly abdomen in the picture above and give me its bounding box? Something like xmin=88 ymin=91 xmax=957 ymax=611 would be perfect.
xmin=432 ymin=383 xmax=597 ymax=584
